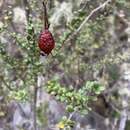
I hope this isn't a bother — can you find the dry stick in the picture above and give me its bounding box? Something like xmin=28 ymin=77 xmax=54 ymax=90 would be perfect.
xmin=58 ymin=0 xmax=112 ymax=51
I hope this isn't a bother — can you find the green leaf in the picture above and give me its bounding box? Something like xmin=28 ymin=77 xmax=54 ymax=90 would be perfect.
xmin=66 ymin=105 xmax=74 ymax=112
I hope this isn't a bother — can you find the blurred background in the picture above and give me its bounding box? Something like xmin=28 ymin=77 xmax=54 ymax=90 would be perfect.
xmin=0 ymin=0 xmax=130 ymax=130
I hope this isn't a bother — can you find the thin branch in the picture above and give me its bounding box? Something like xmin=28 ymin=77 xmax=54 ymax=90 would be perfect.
xmin=42 ymin=1 xmax=49 ymax=29
xmin=33 ymin=77 xmax=38 ymax=130
xmin=68 ymin=111 xmax=76 ymax=120
xmin=55 ymin=0 xmax=112 ymax=54
xmin=74 ymin=0 xmax=111 ymax=35
xmin=0 ymin=76 xmax=14 ymax=91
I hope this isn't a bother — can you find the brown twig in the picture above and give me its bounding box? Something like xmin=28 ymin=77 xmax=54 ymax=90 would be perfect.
xmin=42 ymin=1 xmax=49 ymax=29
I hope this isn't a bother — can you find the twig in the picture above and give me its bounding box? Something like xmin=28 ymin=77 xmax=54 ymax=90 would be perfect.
xmin=56 ymin=0 xmax=112 ymax=53
xmin=0 ymin=76 xmax=14 ymax=91
xmin=42 ymin=1 xmax=49 ymax=29
xmin=74 ymin=0 xmax=111 ymax=35
xmin=33 ymin=77 xmax=38 ymax=130
xmin=68 ymin=111 xmax=76 ymax=120
xmin=17 ymin=103 xmax=28 ymax=118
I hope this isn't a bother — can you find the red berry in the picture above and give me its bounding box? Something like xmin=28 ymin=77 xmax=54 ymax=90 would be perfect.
xmin=38 ymin=29 xmax=55 ymax=55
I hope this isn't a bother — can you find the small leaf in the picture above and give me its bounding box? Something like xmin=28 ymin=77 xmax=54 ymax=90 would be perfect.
xmin=66 ymin=105 xmax=74 ymax=112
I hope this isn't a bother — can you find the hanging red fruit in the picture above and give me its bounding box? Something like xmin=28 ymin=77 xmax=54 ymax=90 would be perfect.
xmin=38 ymin=1 xmax=55 ymax=56
xmin=38 ymin=29 xmax=55 ymax=55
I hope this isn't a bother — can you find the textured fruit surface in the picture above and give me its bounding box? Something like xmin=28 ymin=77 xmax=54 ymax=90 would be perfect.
xmin=38 ymin=29 xmax=55 ymax=55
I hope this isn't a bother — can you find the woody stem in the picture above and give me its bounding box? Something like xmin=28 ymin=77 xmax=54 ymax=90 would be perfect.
xmin=42 ymin=1 xmax=49 ymax=29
